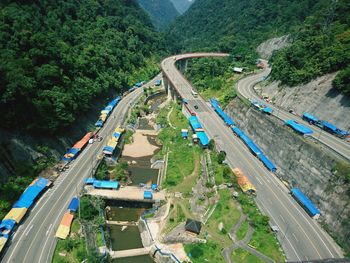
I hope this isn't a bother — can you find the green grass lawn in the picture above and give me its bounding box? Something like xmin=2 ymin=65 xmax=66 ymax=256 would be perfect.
xmin=236 ymin=220 xmax=249 ymax=241
xmin=52 ymin=220 xmax=87 ymax=263
xmin=248 ymin=227 xmax=284 ymax=262
xmin=231 ymin=247 xmax=264 ymax=263
xmin=185 ymin=241 xmax=226 ymax=263
xmin=203 ymin=189 xmax=241 ymax=247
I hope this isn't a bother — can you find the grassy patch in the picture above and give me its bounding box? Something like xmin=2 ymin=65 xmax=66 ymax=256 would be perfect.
xmin=157 ymin=104 xmax=203 ymax=190
xmin=124 ymin=129 xmax=133 ymax=144
xmin=96 ymin=230 xmax=104 ymax=247
xmin=52 ymin=220 xmax=87 ymax=263
xmin=185 ymin=241 xmax=226 ymax=263
xmin=169 ymin=104 xmax=188 ymax=128
xmin=231 ymin=247 xmax=264 ymax=263
xmin=203 ymin=189 xmax=240 ymax=247
xmin=236 ymin=220 xmax=249 ymax=241
xmin=248 ymin=227 xmax=284 ymax=262
xmin=236 ymin=193 xmax=284 ymax=262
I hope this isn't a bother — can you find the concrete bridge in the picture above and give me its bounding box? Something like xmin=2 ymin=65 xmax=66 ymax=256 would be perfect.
xmin=86 ymin=186 xmax=166 ymax=202
xmin=161 ymin=53 xmax=229 ymax=102
xmin=106 ymin=220 xmax=138 ymax=226
xmin=108 ymin=247 xmax=151 ymax=259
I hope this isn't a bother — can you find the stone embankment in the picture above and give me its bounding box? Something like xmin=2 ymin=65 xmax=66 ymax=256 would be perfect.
xmin=225 ymin=98 xmax=350 ymax=251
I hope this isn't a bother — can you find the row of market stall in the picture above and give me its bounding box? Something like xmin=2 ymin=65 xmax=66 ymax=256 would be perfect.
xmin=0 ymin=178 xmax=51 ymax=253
xmin=102 ymin=126 xmax=125 ymax=156
xmin=55 ymin=197 xmax=80 ymax=239
xmin=95 ymin=96 xmax=121 ymax=128
xmin=210 ymin=98 xmax=277 ymax=172
xmin=210 ymin=99 xmax=321 ymax=218
xmin=188 ymin=116 xmax=209 ymax=147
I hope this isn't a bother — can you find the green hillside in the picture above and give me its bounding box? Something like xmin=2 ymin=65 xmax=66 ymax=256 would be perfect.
xmin=138 ymin=0 xmax=179 ymax=30
xmin=270 ymin=0 xmax=350 ymax=93
xmin=0 ymin=0 xmax=165 ymax=133
xmin=167 ymin=0 xmax=349 ymax=92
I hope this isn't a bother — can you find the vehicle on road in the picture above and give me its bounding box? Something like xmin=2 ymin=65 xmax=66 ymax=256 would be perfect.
xmin=191 ymin=89 xmax=198 ymax=98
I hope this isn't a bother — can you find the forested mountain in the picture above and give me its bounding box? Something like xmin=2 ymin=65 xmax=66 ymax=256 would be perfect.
xmin=270 ymin=1 xmax=350 ymax=93
xmin=138 ymin=0 xmax=179 ymax=30
xmin=170 ymin=0 xmax=195 ymax=14
xmin=168 ymin=0 xmax=349 ymax=93
xmin=167 ymin=0 xmax=323 ymax=55
xmin=0 ymin=0 xmax=164 ymax=134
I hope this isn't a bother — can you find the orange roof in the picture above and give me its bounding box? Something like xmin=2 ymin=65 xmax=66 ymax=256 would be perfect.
xmin=72 ymin=132 xmax=93 ymax=149
xmin=60 ymin=212 xmax=74 ymax=227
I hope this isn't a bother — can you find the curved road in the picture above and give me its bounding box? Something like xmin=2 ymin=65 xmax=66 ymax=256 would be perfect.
xmin=161 ymin=53 xmax=343 ymax=261
xmin=237 ymin=62 xmax=350 ymax=161
xmin=1 ymin=75 xmax=160 ymax=263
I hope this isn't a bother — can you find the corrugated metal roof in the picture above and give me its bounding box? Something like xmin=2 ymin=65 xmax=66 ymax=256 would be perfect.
xmin=3 ymin=208 xmax=27 ymax=223
xmin=55 ymin=224 xmax=70 ymax=239
xmin=67 ymin=197 xmax=79 ymax=212
xmin=60 ymin=213 xmax=74 ymax=227
xmin=13 ymin=178 xmax=49 ymax=209
xmin=291 ymin=188 xmax=320 ymax=217
xmin=93 ymin=180 xmax=119 ymax=189
xmin=196 ymin=131 xmax=209 ymax=146
xmin=285 ymin=120 xmax=313 ymax=135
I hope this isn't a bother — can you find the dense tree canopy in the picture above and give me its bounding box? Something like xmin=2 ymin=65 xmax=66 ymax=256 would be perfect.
xmin=270 ymin=0 xmax=350 ymax=93
xmin=167 ymin=0 xmax=349 ymax=94
xmin=167 ymin=0 xmax=323 ymax=55
xmin=0 ymin=0 xmax=165 ymax=133
xmin=137 ymin=0 xmax=179 ymax=30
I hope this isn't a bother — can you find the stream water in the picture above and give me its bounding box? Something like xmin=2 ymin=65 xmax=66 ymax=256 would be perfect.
xmin=107 ymin=93 xmax=166 ymax=263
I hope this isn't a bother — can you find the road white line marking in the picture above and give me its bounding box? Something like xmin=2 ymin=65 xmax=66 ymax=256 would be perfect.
xmin=13 ymin=89 xmax=144 ymax=263
xmin=25 ymin=225 xmax=34 ymax=236
xmin=293 ymin=233 xmax=299 ymax=242
xmin=46 ymin=224 xmax=52 ymax=236
xmin=279 ymin=214 xmax=286 ymax=223
xmin=255 ymin=176 xmax=263 ymax=185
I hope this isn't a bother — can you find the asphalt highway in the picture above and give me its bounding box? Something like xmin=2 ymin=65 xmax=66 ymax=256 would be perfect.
xmin=236 ymin=62 xmax=350 ymax=161
xmin=1 ymin=75 xmax=161 ymax=263
xmin=161 ymin=53 xmax=343 ymax=261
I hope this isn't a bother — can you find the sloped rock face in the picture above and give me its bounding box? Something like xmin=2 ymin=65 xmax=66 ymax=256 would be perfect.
xmin=256 ymin=35 xmax=291 ymax=59
xmin=258 ymin=72 xmax=350 ymax=131
xmin=225 ymin=98 xmax=350 ymax=251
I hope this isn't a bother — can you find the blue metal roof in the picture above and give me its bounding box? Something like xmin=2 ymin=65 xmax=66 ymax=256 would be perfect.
xmin=258 ymin=154 xmax=277 ymax=172
xmin=67 ymin=197 xmax=79 ymax=212
xmin=113 ymin=132 xmax=121 ymax=139
xmin=13 ymin=178 xmax=49 ymax=209
xmin=188 ymin=116 xmax=203 ymax=131
xmin=291 ymin=188 xmax=320 ymax=217
xmin=95 ymin=120 xmax=104 ymax=127
xmin=303 ymin=112 xmax=319 ymax=123
xmin=144 ymin=191 xmax=153 ymax=199
xmin=263 ymin=107 xmax=273 ymax=114
xmin=85 ymin=178 xmax=95 ymax=184
xmin=0 ymin=219 xmax=16 ymax=238
xmin=231 ymin=126 xmax=244 ymax=137
xmin=196 ymin=131 xmax=209 ymax=146
xmin=285 ymin=120 xmax=314 ymax=135
xmin=93 ymin=180 xmax=119 ymax=189
xmin=246 ymin=141 xmax=262 ymax=156
xmin=210 ymin=98 xmax=219 ymax=106
xmin=103 ymin=146 xmax=115 ymax=154
xmin=321 ymin=121 xmax=346 ymax=135
xmin=155 ymin=80 xmax=162 ymax=86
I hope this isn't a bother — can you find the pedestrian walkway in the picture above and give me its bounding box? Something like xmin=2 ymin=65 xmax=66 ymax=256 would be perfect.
xmin=109 ymin=247 xmax=150 ymax=259
xmin=222 ymin=203 xmax=275 ymax=263
xmin=86 ymin=186 xmax=166 ymax=202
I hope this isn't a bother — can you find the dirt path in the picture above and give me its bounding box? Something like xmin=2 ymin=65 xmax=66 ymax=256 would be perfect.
xmin=222 ymin=204 xmax=275 ymax=263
